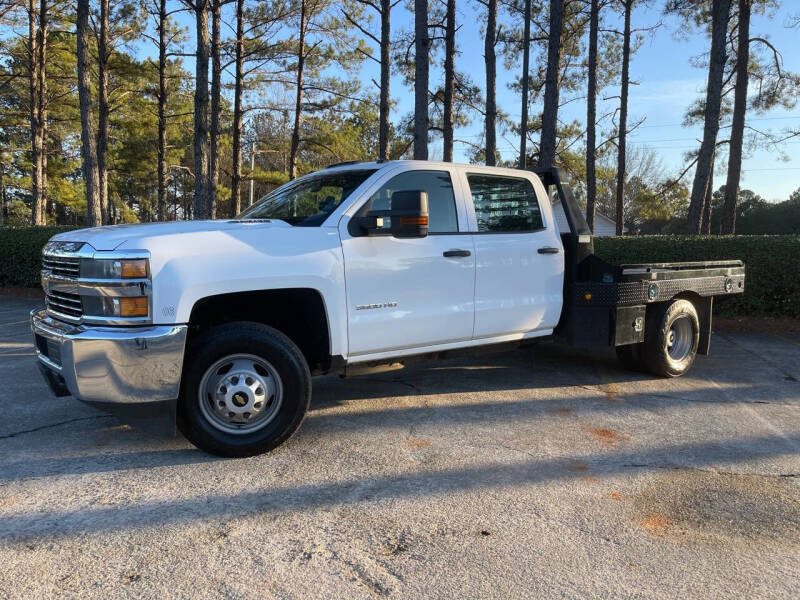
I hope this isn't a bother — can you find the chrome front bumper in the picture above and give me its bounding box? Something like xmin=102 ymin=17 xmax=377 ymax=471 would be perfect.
xmin=31 ymin=308 xmax=188 ymax=404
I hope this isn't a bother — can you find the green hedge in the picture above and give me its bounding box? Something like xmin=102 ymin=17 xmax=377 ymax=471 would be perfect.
xmin=594 ymin=235 xmax=800 ymax=318
xmin=2 ymin=228 xmax=798 ymax=318
xmin=0 ymin=227 xmax=78 ymax=288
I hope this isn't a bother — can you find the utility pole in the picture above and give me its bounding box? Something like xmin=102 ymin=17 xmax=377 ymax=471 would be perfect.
xmin=519 ymin=0 xmax=531 ymax=168
xmin=249 ymin=140 xmax=255 ymax=207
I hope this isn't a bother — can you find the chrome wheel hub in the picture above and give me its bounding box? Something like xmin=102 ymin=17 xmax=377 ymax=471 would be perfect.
xmin=198 ymin=354 xmax=283 ymax=434
xmin=666 ymin=317 xmax=693 ymax=362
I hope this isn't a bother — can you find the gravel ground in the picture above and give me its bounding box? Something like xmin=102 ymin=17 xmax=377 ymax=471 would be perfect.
xmin=1 ymin=295 xmax=799 ymax=599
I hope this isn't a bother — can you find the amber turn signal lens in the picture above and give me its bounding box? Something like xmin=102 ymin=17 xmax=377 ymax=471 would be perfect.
xmin=119 ymin=297 xmax=148 ymax=317
xmin=121 ymin=259 xmax=147 ymax=278
xmin=584 ymin=293 xmax=592 ymax=301
xmin=398 ymin=216 xmax=429 ymax=226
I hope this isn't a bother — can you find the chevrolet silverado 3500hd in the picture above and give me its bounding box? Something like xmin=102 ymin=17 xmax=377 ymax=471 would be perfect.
xmin=32 ymin=161 xmax=745 ymax=456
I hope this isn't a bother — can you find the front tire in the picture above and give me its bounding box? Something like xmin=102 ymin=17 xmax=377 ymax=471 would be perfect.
xmin=178 ymin=322 xmax=311 ymax=457
xmin=640 ymin=299 xmax=700 ymax=378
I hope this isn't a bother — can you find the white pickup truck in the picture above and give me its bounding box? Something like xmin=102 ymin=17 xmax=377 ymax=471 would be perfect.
xmin=32 ymin=161 xmax=745 ymax=456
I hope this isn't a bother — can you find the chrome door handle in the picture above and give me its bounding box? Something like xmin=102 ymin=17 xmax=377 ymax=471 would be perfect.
xmin=537 ymin=247 xmax=560 ymax=254
xmin=443 ymin=249 xmax=471 ymax=258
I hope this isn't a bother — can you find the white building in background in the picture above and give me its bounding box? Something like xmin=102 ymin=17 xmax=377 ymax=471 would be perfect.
xmin=551 ymin=199 xmax=625 ymax=237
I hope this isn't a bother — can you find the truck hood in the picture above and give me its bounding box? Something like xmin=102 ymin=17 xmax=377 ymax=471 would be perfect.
xmin=50 ymin=219 xmax=293 ymax=251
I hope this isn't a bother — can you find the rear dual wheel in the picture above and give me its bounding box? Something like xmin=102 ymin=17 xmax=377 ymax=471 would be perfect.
xmin=616 ymin=298 xmax=699 ymax=378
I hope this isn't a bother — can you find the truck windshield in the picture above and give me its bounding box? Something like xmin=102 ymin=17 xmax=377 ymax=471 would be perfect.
xmin=236 ymin=169 xmax=377 ymax=226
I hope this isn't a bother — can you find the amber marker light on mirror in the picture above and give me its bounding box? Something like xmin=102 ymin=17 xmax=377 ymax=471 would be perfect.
xmin=399 ymin=216 xmax=429 ymax=226
xmin=119 ymin=297 xmax=148 ymax=317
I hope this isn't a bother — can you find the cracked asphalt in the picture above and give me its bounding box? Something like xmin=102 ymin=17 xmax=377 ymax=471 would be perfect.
xmin=1 ymin=295 xmax=799 ymax=599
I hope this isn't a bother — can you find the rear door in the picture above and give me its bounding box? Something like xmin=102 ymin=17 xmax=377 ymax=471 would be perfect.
xmin=461 ymin=170 xmax=564 ymax=338
xmin=339 ymin=166 xmax=475 ymax=357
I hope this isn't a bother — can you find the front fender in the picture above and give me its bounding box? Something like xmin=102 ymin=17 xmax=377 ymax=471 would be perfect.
xmin=122 ymin=227 xmax=349 ymax=358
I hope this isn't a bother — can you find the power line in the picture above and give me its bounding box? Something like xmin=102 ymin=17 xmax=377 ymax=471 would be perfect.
xmin=636 ymin=115 xmax=800 ymax=129
xmin=741 ymin=167 xmax=800 ymax=172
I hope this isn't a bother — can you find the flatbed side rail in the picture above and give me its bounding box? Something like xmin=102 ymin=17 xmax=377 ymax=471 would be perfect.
xmin=574 ymin=272 xmax=745 ymax=308
xmin=619 ymin=260 xmax=744 ymax=272
xmin=618 ymin=261 xmax=745 ymax=284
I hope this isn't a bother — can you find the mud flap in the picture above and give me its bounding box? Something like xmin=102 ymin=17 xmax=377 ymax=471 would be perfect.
xmin=696 ymin=296 xmax=713 ymax=355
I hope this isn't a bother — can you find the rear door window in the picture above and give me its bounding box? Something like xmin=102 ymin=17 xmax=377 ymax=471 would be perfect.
xmin=466 ymin=174 xmax=544 ymax=233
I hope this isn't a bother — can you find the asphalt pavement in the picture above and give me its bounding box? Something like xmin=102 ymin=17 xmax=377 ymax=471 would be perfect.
xmin=1 ymin=295 xmax=799 ymax=599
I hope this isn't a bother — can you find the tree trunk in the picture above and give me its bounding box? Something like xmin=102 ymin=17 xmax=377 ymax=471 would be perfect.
xmin=28 ymin=0 xmax=42 ymax=225
xmin=518 ymin=0 xmax=531 ymax=169
xmin=41 ymin=125 xmax=47 ymax=223
xmin=289 ymin=0 xmax=307 ymax=179
xmin=209 ymin=0 xmax=221 ymax=218
xmin=539 ymin=0 xmax=563 ymax=169
xmin=413 ymin=0 xmax=429 ymax=160
xmin=0 ymin=159 xmax=5 ymax=226
xmin=28 ymin=0 xmax=48 ymax=225
xmin=77 ymin=0 xmax=101 ymax=226
xmin=193 ymin=0 xmax=211 ymax=219
xmin=157 ymin=0 xmax=168 ymax=221
xmin=37 ymin=0 xmax=47 ymax=225
xmin=378 ymin=0 xmax=391 ymax=160
xmin=701 ymin=151 xmax=714 ymax=234
xmin=98 ymin=0 xmax=110 ymax=224
xmin=585 ymin=0 xmax=598 ymax=232
xmin=722 ymin=0 xmax=750 ymax=235
xmin=443 ymin=0 xmax=455 ymax=162
xmin=484 ymin=0 xmax=496 ymax=166
xmin=231 ymin=0 xmax=244 ymax=214
xmin=687 ymin=0 xmax=731 ymax=234
xmin=614 ymin=0 xmax=632 ymax=237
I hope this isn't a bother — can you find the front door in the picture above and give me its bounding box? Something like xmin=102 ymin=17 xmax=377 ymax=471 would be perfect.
xmin=339 ymin=168 xmax=475 ymax=357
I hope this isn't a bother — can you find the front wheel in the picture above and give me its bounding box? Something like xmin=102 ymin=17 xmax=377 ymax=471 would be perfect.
xmin=177 ymin=322 xmax=311 ymax=457
xmin=640 ymin=299 xmax=700 ymax=377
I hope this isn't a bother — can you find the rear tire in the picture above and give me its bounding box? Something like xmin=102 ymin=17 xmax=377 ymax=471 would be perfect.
xmin=177 ymin=322 xmax=311 ymax=457
xmin=640 ymin=299 xmax=699 ymax=378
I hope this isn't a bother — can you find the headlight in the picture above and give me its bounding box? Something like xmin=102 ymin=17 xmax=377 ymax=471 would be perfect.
xmin=78 ymin=254 xmax=151 ymax=322
xmin=81 ymin=258 xmax=149 ymax=279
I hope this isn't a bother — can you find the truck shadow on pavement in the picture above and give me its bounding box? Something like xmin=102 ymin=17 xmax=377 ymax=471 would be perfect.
xmin=0 ymin=432 xmax=798 ymax=541
xmin=310 ymin=342 xmax=799 ymax=407
xmin=2 ymin=307 xmax=798 ymax=543
xmin=1 ymin=340 xmax=797 ymax=483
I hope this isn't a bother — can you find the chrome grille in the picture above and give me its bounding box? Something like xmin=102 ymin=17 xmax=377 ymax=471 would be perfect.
xmin=45 ymin=289 xmax=83 ymax=319
xmin=42 ymin=255 xmax=80 ymax=278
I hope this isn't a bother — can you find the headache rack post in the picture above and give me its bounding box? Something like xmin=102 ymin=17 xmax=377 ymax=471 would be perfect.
xmin=527 ymin=167 xmax=615 ymax=347
xmin=528 ymin=167 xmax=594 ymax=264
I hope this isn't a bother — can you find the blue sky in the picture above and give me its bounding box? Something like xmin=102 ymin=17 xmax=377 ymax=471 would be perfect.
xmin=384 ymin=1 xmax=800 ymax=201
xmin=161 ymin=1 xmax=800 ymax=201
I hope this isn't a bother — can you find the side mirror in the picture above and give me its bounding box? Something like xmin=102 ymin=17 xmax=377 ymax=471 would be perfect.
xmin=389 ymin=190 xmax=428 ymax=238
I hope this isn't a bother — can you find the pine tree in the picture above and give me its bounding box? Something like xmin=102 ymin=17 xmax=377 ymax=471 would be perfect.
xmin=77 ymin=0 xmax=102 ymax=226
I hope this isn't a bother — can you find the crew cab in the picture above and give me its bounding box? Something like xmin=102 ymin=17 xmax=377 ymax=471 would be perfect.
xmin=31 ymin=161 xmax=745 ymax=456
